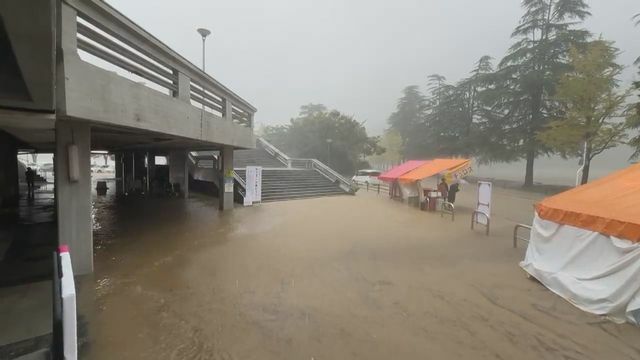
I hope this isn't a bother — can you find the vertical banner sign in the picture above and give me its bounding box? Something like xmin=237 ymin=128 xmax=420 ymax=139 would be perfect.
xmin=244 ymin=166 xmax=256 ymax=206
xmin=476 ymin=181 xmax=492 ymax=225
xmin=253 ymin=167 xmax=262 ymax=203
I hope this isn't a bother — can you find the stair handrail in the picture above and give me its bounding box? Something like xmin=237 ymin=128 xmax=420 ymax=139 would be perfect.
xmin=256 ymin=137 xmax=356 ymax=194
xmin=292 ymin=158 xmax=356 ymax=193
xmin=233 ymin=171 xmax=246 ymax=197
xmin=257 ymin=137 xmax=291 ymax=167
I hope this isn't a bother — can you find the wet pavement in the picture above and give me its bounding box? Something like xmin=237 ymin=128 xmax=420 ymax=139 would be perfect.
xmin=79 ymin=187 xmax=640 ymax=360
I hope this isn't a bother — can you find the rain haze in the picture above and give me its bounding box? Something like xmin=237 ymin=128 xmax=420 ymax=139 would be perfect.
xmin=105 ymin=0 xmax=640 ymax=184
xmin=4 ymin=1 xmax=640 ymax=358
xmin=107 ymin=0 xmax=639 ymax=134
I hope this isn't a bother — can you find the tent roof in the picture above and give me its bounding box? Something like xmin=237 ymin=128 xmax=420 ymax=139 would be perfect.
xmin=378 ymin=160 xmax=429 ymax=182
xmin=536 ymin=163 xmax=640 ymax=242
xmin=399 ymin=158 xmax=470 ymax=182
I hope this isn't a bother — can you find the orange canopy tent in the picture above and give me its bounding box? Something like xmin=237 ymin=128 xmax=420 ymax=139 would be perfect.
xmin=398 ymin=158 xmax=471 ymax=182
xmin=535 ymin=163 xmax=640 ymax=242
xmin=378 ymin=160 xmax=429 ymax=182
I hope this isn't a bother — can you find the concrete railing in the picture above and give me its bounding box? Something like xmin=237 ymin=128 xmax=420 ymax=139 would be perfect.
xmin=65 ymin=0 xmax=255 ymax=128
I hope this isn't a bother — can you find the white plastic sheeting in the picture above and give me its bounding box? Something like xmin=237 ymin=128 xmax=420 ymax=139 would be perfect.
xmin=521 ymin=213 xmax=640 ymax=326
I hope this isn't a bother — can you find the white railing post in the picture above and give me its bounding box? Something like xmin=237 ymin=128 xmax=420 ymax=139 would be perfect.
xmin=224 ymin=98 xmax=233 ymax=122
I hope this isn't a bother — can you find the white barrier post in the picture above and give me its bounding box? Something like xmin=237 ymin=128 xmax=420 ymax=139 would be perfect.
xmin=59 ymin=245 xmax=78 ymax=360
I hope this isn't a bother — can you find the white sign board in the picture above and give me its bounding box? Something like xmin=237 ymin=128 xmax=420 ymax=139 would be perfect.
xmin=476 ymin=181 xmax=492 ymax=225
xmin=244 ymin=166 xmax=262 ymax=206
xmin=253 ymin=166 xmax=262 ymax=203
xmin=59 ymin=245 xmax=77 ymax=360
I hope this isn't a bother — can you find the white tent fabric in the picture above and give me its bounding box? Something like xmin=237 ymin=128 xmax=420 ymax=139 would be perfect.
xmin=521 ymin=213 xmax=640 ymax=325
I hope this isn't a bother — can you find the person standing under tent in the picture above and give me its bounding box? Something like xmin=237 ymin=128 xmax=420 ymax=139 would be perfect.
xmin=448 ymin=182 xmax=460 ymax=204
xmin=437 ymin=178 xmax=448 ymax=203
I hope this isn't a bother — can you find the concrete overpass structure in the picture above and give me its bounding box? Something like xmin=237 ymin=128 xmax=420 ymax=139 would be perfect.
xmin=0 ymin=0 xmax=256 ymax=274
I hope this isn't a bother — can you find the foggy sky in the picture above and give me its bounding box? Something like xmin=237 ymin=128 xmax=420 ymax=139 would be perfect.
xmin=107 ymin=0 xmax=639 ymax=135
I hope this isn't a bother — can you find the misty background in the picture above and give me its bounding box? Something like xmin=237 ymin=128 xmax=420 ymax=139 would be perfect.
xmin=107 ymin=0 xmax=640 ymax=184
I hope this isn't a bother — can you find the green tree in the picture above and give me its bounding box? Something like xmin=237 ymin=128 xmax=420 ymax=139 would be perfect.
xmin=263 ymin=105 xmax=384 ymax=174
xmin=260 ymin=124 xmax=290 ymax=152
xmin=298 ymin=103 xmax=328 ymax=118
xmin=627 ymin=13 xmax=640 ymax=158
xmin=387 ymin=86 xmax=427 ymax=158
xmin=367 ymin=129 xmax=403 ymax=167
xmin=498 ymin=0 xmax=591 ymax=186
xmin=538 ymin=41 xmax=627 ymax=184
xmin=425 ymin=57 xmax=496 ymax=158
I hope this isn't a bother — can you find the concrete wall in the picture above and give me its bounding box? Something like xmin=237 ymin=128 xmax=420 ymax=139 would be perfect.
xmin=0 ymin=131 xmax=19 ymax=207
xmin=55 ymin=120 xmax=93 ymax=274
xmin=0 ymin=0 xmax=55 ymax=111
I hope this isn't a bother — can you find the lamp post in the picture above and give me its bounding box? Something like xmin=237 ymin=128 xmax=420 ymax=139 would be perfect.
xmin=326 ymin=138 xmax=333 ymax=166
xmin=197 ymin=28 xmax=211 ymax=71
xmin=196 ymin=28 xmax=211 ymax=137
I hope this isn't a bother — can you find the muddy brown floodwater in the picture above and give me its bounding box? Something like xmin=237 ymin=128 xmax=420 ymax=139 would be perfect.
xmin=78 ymin=186 xmax=640 ymax=360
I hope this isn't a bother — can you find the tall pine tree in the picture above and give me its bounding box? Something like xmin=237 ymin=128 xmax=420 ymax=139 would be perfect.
xmin=498 ymin=0 xmax=591 ymax=186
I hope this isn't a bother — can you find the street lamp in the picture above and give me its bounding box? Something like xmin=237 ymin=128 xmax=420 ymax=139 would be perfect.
xmin=196 ymin=28 xmax=211 ymax=71
xmin=196 ymin=28 xmax=211 ymax=137
xmin=326 ymin=139 xmax=333 ymax=166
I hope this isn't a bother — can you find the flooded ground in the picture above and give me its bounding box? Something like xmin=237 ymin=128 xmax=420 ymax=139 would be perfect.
xmin=79 ymin=186 xmax=640 ymax=360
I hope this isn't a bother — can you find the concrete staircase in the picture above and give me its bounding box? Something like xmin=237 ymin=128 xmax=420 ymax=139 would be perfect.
xmin=189 ymin=138 xmax=354 ymax=203
xmin=234 ymin=168 xmax=346 ymax=202
xmin=233 ymin=148 xmax=286 ymax=169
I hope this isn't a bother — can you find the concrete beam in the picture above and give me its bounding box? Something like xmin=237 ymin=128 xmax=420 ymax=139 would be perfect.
xmin=0 ymin=0 xmax=55 ymax=111
xmin=60 ymin=58 xmax=255 ymax=149
xmin=55 ymin=120 xmax=93 ymax=274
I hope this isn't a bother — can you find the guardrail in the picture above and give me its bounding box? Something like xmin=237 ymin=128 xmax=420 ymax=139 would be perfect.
xmin=441 ymin=202 xmax=455 ymax=221
xmin=352 ymin=180 xmax=389 ymax=194
xmin=471 ymin=210 xmax=490 ymax=236
xmin=513 ymin=224 xmax=532 ymax=248
xmin=66 ymin=0 xmax=255 ymax=127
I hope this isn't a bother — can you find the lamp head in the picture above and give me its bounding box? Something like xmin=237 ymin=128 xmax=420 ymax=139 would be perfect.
xmin=197 ymin=28 xmax=211 ymax=38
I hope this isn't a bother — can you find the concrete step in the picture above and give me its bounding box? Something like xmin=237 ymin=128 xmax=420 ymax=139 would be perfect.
xmin=262 ymin=190 xmax=346 ymax=202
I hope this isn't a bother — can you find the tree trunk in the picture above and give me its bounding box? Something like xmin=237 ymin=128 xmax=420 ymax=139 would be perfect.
xmin=580 ymin=142 xmax=592 ymax=185
xmin=524 ymin=149 xmax=535 ymax=187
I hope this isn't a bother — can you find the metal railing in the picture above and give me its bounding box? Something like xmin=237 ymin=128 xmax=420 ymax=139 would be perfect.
xmin=352 ymin=180 xmax=389 ymax=194
xmin=257 ymin=137 xmax=356 ymax=193
xmin=66 ymin=0 xmax=255 ymax=127
xmin=513 ymin=224 xmax=532 ymax=248
xmin=257 ymin=137 xmax=291 ymax=167
xmin=471 ymin=210 xmax=490 ymax=236
xmin=441 ymin=202 xmax=455 ymax=221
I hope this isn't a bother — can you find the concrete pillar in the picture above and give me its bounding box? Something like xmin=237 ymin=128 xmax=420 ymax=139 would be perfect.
xmin=173 ymin=71 xmax=190 ymax=102
xmin=115 ymin=152 xmax=123 ymax=196
xmin=169 ymin=150 xmax=188 ymax=198
xmin=0 ymin=131 xmax=19 ymax=208
xmin=55 ymin=120 xmax=92 ymax=274
xmin=219 ymin=146 xmax=234 ymax=211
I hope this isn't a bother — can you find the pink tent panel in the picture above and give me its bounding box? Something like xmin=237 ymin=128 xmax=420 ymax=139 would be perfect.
xmin=378 ymin=160 xmax=429 ymax=182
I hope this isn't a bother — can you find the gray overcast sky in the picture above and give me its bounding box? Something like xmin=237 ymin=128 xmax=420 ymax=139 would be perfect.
xmin=108 ymin=0 xmax=639 ymax=135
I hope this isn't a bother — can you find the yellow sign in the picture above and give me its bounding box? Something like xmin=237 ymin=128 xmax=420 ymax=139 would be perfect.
xmin=444 ymin=161 xmax=472 ymax=183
